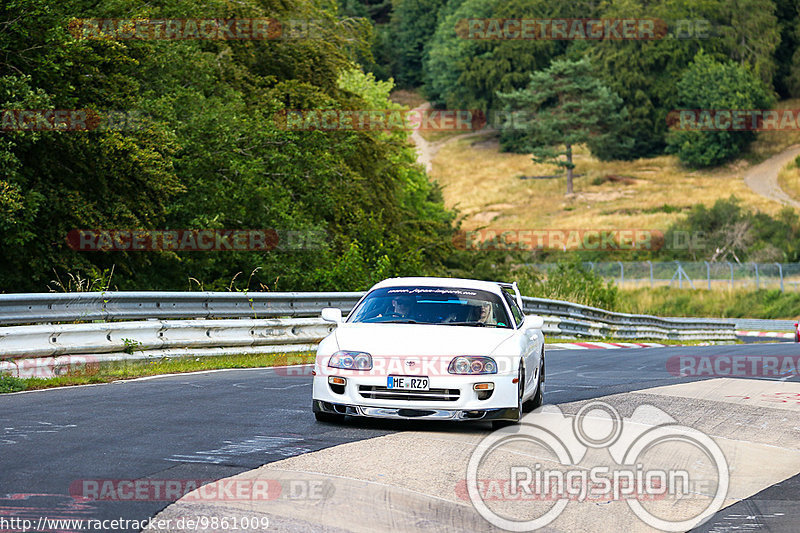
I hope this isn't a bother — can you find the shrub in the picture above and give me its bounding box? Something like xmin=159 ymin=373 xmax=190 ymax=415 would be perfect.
xmin=521 ymin=259 xmax=618 ymax=310
xmin=666 ymin=52 xmax=774 ymax=167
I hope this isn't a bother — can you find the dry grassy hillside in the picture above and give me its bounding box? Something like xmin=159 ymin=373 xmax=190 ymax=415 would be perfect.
xmin=410 ymin=97 xmax=800 ymax=231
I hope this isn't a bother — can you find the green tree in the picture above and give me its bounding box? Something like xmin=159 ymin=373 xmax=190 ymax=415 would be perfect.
xmin=422 ymin=0 xmax=583 ymax=111
xmin=588 ymin=0 xmax=732 ymax=159
xmin=496 ymin=57 xmax=628 ymax=194
xmin=666 ymin=51 xmax=774 ymax=167
xmin=718 ymin=0 xmax=781 ymax=88
xmin=0 ymin=0 xmax=459 ymax=292
xmin=775 ymin=0 xmax=800 ymax=97
xmin=390 ymin=0 xmax=448 ymax=87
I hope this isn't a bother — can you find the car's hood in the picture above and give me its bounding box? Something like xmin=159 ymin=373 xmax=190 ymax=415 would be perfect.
xmin=333 ymin=323 xmax=514 ymax=356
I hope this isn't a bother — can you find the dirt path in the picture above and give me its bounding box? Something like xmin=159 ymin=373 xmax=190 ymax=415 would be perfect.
xmin=743 ymin=144 xmax=800 ymax=209
xmin=409 ymin=103 xmax=495 ymax=173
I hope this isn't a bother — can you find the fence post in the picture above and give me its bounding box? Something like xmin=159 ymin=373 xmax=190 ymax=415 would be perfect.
xmin=704 ymin=261 xmax=710 ymax=290
xmin=728 ymin=262 xmax=734 ymax=290
xmin=618 ymin=261 xmax=624 ymax=287
xmin=754 ymin=263 xmax=759 ymax=289
xmin=647 ymin=260 xmax=653 ymax=288
xmin=776 ymin=263 xmax=784 ymax=292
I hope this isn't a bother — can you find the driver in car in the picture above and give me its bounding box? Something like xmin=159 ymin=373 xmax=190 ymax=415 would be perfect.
xmin=391 ymin=295 xmax=414 ymax=318
xmin=465 ymin=301 xmax=492 ymax=324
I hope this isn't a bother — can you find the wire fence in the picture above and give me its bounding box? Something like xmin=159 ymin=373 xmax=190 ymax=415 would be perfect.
xmin=528 ymin=262 xmax=800 ymax=291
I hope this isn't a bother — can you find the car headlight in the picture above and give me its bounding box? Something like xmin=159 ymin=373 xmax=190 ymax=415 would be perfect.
xmin=328 ymin=351 xmax=372 ymax=370
xmin=449 ymin=356 xmax=497 ymax=374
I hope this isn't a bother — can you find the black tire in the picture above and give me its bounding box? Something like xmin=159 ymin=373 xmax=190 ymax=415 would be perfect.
xmin=492 ymin=363 xmax=524 ymax=430
xmin=314 ymin=411 xmax=344 ymax=423
xmin=523 ymin=353 xmax=544 ymax=412
xmin=313 ymin=402 xmax=345 ymax=423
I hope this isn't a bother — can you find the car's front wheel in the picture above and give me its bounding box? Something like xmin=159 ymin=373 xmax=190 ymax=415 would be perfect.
xmin=313 ymin=402 xmax=345 ymax=423
xmin=523 ymin=353 xmax=544 ymax=412
xmin=492 ymin=363 xmax=524 ymax=430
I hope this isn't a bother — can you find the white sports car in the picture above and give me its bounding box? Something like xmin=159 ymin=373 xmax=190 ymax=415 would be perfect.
xmin=311 ymin=277 xmax=545 ymax=429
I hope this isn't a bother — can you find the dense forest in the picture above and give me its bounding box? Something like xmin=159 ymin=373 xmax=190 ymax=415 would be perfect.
xmin=354 ymin=0 xmax=800 ymax=161
xmin=2 ymin=0 xmax=800 ymax=293
xmin=1 ymin=0 xmax=458 ymax=292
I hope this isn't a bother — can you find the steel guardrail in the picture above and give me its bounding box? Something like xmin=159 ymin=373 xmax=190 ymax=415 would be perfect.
xmin=0 ymin=291 xmax=364 ymax=325
xmin=0 ymin=291 xmax=738 ymax=370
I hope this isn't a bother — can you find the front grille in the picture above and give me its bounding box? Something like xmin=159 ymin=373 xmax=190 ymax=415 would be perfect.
xmin=358 ymin=386 xmax=460 ymax=402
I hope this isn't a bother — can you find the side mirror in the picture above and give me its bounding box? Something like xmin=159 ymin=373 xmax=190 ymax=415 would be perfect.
xmin=524 ymin=315 xmax=544 ymax=329
xmin=321 ymin=307 xmax=343 ymax=323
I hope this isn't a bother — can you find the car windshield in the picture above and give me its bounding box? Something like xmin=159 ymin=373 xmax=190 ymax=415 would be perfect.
xmin=348 ymin=286 xmax=512 ymax=328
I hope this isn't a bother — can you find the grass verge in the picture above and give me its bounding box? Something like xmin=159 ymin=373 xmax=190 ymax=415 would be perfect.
xmin=0 ymin=352 xmax=315 ymax=393
xmin=617 ymin=287 xmax=800 ymax=319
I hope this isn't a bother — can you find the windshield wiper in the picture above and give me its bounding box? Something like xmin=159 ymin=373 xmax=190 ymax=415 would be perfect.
xmin=442 ymin=321 xmax=487 ymax=327
xmin=381 ymin=319 xmax=420 ymax=324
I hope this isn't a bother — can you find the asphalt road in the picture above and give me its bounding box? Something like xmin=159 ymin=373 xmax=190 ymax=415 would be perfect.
xmin=1 ymin=342 xmax=798 ymax=532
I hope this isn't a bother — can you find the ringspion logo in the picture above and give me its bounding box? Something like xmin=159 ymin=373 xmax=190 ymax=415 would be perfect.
xmin=465 ymin=402 xmax=728 ymax=531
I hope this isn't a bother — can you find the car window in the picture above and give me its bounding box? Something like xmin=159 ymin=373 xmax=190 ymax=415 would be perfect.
xmin=348 ymin=286 xmax=512 ymax=328
xmin=502 ymin=289 xmax=525 ymax=328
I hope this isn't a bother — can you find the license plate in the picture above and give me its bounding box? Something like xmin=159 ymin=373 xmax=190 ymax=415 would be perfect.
xmin=387 ymin=375 xmax=429 ymax=390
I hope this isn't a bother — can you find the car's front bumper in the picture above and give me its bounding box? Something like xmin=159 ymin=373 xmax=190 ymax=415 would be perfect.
xmin=313 ymin=399 xmax=519 ymax=421
xmin=311 ymin=370 xmax=520 ymax=421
